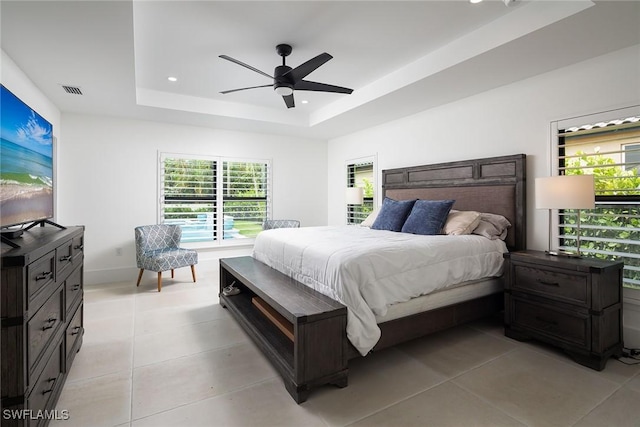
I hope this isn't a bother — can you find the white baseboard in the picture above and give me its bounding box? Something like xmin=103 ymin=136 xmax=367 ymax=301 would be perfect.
xmin=84 ymin=246 xmax=252 ymax=286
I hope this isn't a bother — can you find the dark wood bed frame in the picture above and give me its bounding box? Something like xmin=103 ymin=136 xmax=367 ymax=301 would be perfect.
xmin=219 ymin=153 xmax=526 ymax=403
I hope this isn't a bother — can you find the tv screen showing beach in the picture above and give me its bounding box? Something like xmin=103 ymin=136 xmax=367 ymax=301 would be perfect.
xmin=1 ymin=85 xmax=54 ymax=228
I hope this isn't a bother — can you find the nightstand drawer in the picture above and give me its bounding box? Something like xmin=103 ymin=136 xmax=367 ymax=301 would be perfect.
xmin=513 ymin=264 xmax=588 ymax=306
xmin=510 ymin=297 xmax=590 ymax=350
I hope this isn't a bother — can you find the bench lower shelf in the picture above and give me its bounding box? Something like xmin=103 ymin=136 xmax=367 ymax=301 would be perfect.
xmin=219 ymin=256 xmax=348 ymax=403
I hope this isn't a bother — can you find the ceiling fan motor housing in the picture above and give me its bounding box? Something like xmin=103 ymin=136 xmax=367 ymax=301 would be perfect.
xmin=274 ymin=65 xmax=294 ymax=91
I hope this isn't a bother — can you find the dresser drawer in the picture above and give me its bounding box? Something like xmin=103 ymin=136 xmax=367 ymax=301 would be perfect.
xmin=513 ymin=264 xmax=588 ymax=306
xmin=27 ymin=286 xmax=64 ymax=374
xmin=27 ymin=251 xmax=56 ymax=303
xmin=56 ymin=239 xmax=74 ymax=282
xmin=65 ymin=266 xmax=83 ymax=314
xmin=511 ymin=297 xmax=590 ymax=350
xmin=65 ymin=303 xmax=83 ymax=367
xmin=27 ymin=340 xmax=63 ymax=422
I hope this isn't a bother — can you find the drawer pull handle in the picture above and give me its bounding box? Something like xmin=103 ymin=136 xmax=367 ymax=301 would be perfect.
xmin=42 ymin=318 xmax=57 ymax=331
xmin=35 ymin=271 xmax=53 ymax=281
xmin=42 ymin=377 xmax=56 ymax=394
xmin=536 ymin=278 xmax=560 ymax=287
xmin=74 ymin=244 xmax=84 ymax=250
xmin=71 ymin=326 xmax=82 ymax=336
xmin=59 ymin=255 xmax=72 ymax=262
xmin=72 ymin=284 xmax=81 ymax=291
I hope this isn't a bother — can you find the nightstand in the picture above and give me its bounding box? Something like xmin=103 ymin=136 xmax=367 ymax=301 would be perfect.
xmin=503 ymin=250 xmax=624 ymax=370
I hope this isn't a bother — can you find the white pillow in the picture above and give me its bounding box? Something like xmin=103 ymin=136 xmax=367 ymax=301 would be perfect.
xmin=443 ymin=210 xmax=481 ymax=235
xmin=360 ymin=208 xmax=380 ymax=227
xmin=472 ymin=213 xmax=511 ymax=240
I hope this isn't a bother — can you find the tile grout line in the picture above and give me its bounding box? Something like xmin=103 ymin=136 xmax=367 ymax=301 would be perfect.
xmin=129 ymin=285 xmax=139 ymax=425
xmin=343 ymin=343 xmax=522 ymax=427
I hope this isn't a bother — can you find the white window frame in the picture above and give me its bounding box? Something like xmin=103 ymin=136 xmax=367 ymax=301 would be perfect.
xmin=622 ymin=142 xmax=640 ymax=172
xmin=158 ymin=152 xmax=272 ymax=248
xmin=345 ymin=154 xmax=377 ymax=225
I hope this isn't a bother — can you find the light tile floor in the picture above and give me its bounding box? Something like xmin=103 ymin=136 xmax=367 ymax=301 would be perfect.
xmin=52 ymin=264 xmax=640 ymax=427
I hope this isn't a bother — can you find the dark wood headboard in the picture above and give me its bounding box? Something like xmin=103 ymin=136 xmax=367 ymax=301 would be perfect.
xmin=382 ymin=154 xmax=526 ymax=251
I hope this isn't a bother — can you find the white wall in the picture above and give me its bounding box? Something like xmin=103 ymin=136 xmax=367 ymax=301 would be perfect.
xmin=327 ymin=44 xmax=640 ymax=346
xmin=58 ymin=114 xmax=327 ymax=284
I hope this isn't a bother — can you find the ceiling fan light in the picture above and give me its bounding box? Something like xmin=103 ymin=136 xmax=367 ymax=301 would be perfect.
xmin=275 ymin=86 xmax=293 ymax=96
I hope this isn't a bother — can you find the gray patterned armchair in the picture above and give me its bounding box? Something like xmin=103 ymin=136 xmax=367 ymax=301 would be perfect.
xmin=262 ymin=219 xmax=301 ymax=230
xmin=135 ymin=224 xmax=198 ymax=292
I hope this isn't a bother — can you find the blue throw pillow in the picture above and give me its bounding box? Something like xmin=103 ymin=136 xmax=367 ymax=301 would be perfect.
xmin=371 ymin=198 xmax=417 ymax=232
xmin=401 ymin=199 xmax=456 ymax=235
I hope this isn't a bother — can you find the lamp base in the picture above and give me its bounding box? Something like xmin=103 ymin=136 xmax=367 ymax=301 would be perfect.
xmin=545 ymin=250 xmax=582 ymax=258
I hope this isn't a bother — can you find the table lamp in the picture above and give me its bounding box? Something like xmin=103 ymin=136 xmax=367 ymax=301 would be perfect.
xmin=535 ymin=174 xmax=595 ymax=257
xmin=345 ymin=187 xmax=364 ymax=205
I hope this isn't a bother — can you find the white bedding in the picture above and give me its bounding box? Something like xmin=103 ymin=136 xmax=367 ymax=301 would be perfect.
xmin=252 ymin=226 xmax=507 ymax=356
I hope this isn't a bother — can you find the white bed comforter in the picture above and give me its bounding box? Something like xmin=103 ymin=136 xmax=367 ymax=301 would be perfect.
xmin=252 ymin=226 xmax=507 ymax=356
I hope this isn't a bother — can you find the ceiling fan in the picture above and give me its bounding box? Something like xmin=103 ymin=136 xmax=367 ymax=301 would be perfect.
xmin=219 ymin=44 xmax=353 ymax=109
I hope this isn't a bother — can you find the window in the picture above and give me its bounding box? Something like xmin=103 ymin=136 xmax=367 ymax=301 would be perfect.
xmin=623 ymin=143 xmax=640 ymax=172
xmin=346 ymin=158 xmax=375 ymax=224
xmin=160 ymin=153 xmax=270 ymax=243
xmin=556 ymin=115 xmax=640 ymax=289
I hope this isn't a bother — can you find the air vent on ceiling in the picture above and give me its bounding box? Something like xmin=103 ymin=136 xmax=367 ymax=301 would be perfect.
xmin=61 ymin=85 xmax=83 ymax=95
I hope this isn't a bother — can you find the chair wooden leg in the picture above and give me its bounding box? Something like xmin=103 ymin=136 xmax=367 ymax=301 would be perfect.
xmin=191 ymin=265 xmax=197 ymax=283
xmin=157 ymin=272 xmax=162 ymax=292
xmin=136 ymin=269 xmax=144 ymax=287
xmin=171 ymin=269 xmax=175 ymax=279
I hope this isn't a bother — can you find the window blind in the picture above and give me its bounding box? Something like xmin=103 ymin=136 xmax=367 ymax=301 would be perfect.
xmin=160 ymin=154 xmax=270 ymax=243
xmin=222 ymin=161 xmax=270 ymax=240
xmin=346 ymin=161 xmax=374 ymax=224
xmin=558 ymin=116 xmax=640 ymax=289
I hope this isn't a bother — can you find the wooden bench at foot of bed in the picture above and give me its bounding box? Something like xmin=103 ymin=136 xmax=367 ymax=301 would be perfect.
xmin=219 ymin=256 xmax=348 ymax=403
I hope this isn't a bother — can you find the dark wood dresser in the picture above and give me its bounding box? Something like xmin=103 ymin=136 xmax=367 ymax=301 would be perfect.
xmin=1 ymin=226 xmax=84 ymax=426
xmin=504 ymin=250 xmax=623 ymax=370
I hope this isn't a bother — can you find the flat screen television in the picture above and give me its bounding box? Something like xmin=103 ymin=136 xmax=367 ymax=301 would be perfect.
xmin=0 ymin=84 xmax=54 ymax=229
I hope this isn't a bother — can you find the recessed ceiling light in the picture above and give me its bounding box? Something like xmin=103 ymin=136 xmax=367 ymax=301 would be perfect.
xmin=470 ymin=0 xmax=483 ymax=3
xmin=167 ymin=76 xmax=178 ymax=82
xmin=301 ymin=100 xmax=309 ymax=104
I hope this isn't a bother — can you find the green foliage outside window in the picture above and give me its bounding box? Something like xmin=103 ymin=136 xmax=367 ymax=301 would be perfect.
xmin=162 ymin=157 xmax=268 ymax=241
xmin=565 ymin=151 xmax=640 ymax=288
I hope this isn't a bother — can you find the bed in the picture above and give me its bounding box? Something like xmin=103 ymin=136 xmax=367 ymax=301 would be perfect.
xmin=219 ymin=153 xmax=526 ymax=402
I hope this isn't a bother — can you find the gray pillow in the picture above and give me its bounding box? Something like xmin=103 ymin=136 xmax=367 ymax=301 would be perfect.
xmin=401 ymin=199 xmax=455 ymax=235
xmin=371 ymin=198 xmax=416 ymax=232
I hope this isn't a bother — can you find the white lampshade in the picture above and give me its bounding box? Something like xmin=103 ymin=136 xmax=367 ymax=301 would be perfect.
xmin=535 ymin=175 xmax=595 ymax=210
xmin=346 ymin=187 xmax=364 ymax=205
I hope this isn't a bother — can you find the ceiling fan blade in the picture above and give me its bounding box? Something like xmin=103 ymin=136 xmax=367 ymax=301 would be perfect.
xmin=219 ymin=55 xmax=273 ymax=80
xmin=220 ymin=84 xmax=272 ymax=95
xmin=294 ymin=80 xmax=353 ymax=94
xmin=286 ymin=53 xmax=333 ymax=81
xmin=283 ymin=94 xmax=295 ymax=109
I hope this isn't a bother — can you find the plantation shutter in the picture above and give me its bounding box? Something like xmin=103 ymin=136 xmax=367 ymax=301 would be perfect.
xmin=346 ymin=161 xmax=374 ymax=224
xmin=222 ymin=160 xmax=270 ymax=239
xmin=558 ymin=116 xmax=640 ymax=288
xmin=160 ymin=154 xmax=271 ymax=243
xmin=161 ymin=156 xmax=217 ymax=242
